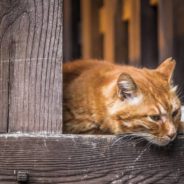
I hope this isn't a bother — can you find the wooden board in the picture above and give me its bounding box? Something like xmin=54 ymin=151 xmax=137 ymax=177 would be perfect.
xmin=0 ymin=134 xmax=184 ymax=183
xmin=0 ymin=0 xmax=28 ymax=133
xmin=0 ymin=0 xmax=63 ymax=133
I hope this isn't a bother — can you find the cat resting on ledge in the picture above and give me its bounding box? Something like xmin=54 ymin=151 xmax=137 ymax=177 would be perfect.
xmin=63 ymin=58 xmax=184 ymax=146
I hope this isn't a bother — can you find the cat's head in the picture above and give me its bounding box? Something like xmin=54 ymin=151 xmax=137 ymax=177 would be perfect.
xmin=105 ymin=58 xmax=181 ymax=146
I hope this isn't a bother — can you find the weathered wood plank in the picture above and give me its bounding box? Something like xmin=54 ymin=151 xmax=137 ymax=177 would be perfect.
xmin=0 ymin=0 xmax=28 ymax=133
xmin=0 ymin=134 xmax=183 ymax=183
xmin=0 ymin=0 xmax=63 ymax=133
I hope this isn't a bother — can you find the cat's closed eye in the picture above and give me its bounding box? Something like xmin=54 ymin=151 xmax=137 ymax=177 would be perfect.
xmin=172 ymin=109 xmax=179 ymax=118
xmin=149 ymin=115 xmax=161 ymax=122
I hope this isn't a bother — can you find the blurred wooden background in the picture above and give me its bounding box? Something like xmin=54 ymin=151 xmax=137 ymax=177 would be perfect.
xmin=63 ymin=0 xmax=184 ymax=101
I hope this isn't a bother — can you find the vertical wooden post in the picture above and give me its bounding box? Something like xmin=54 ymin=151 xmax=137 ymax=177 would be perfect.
xmin=100 ymin=0 xmax=116 ymax=62
xmin=114 ymin=0 xmax=128 ymax=64
xmin=172 ymin=0 xmax=184 ymax=102
xmin=158 ymin=0 xmax=173 ymax=62
xmin=81 ymin=0 xmax=92 ymax=59
xmin=63 ymin=0 xmax=72 ymax=62
xmin=81 ymin=0 xmax=102 ymax=59
xmin=141 ymin=0 xmax=158 ymax=68
xmin=0 ymin=0 xmax=63 ymax=133
xmin=122 ymin=0 xmax=141 ymax=66
xmin=0 ymin=0 xmax=30 ymax=133
xmin=128 ymin=0 xmax=141 ymax=65
xmin=123 ymin=0 xmax=158 ymax=67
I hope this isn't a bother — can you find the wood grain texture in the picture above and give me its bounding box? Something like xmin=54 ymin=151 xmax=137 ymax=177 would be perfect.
xmin=0 ymin=0 xmax=27 ymax=133
xmin=0 ymin=0 xmax=63 ymax=133
xmin=0 ymin=134 xmax=184 ymax=183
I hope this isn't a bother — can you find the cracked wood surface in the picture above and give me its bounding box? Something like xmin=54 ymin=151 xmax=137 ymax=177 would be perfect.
xmin=0 ymin=0 xmax=63 ymax=133
xmin=0 ymin=135 xmax=183 ymax=184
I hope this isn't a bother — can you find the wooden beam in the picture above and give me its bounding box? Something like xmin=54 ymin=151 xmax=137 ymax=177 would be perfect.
xmin=0 ymin=0 xmax=63 ymax=133
xmin=0 ymin=134 xmax=183 ymax=183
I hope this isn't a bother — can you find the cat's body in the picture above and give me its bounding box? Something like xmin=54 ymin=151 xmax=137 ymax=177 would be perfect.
xmin=63 ymin=58 xmax=183 ymax=146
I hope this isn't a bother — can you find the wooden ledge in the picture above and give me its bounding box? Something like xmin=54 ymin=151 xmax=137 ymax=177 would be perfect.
xmin=0 ymin=134 xmax=183 ymax=183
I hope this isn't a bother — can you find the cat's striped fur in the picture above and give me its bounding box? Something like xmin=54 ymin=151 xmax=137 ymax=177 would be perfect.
xmin=63 ymin=58 xmax=183 ymax=146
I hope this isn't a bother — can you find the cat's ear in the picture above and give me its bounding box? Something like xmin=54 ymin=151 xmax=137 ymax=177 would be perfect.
xmin=157 ymin=57 xmax=176 ymax=82
xmin=117 ymin=73 xmax=137 ymax=99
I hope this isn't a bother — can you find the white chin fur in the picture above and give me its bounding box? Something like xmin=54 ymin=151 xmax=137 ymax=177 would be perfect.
xmin=144 ymin=136 xmax=173 ymax=146
xmin=146 ymin=138 xmax=170 ymax=146
xmin=131 ymin=132 xmax=172 ymax=146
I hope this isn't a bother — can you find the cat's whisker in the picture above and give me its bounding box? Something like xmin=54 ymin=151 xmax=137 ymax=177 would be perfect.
xmin=134 ymin=138 xmax=145 ymax=145
xmin=111 ymin=133 xmax=146 ymax=146
xmin=111 ymin=134 xmax=133 ymax=146
xmin=146 ymin=142 xmax=152 ymax=151
xmin=111 ymin=136 xmax=124 ymax=146
xmin=176 ymin=85 xmax=184 ymax=99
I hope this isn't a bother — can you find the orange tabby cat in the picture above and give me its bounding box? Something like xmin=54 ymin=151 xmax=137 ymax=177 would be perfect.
xmin=63 ymin=58 xmax=183 ymax=146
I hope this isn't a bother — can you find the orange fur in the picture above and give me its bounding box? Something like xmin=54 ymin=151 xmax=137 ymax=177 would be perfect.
xmin=63 ymin=58 xmax=183 ymax=146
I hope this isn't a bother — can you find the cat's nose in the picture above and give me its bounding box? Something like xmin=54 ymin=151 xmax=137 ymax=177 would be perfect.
xmin=166 ymin=124 xmax=177 ymax=141
xmin=167 ymin=132 xmax=176 ymax=141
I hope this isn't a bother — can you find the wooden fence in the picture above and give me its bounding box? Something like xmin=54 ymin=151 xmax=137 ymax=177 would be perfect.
xmin=64 ymin=0 xmax=184 ymax=101
xmin=0 ymin=0 xmax=183 ymax=183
